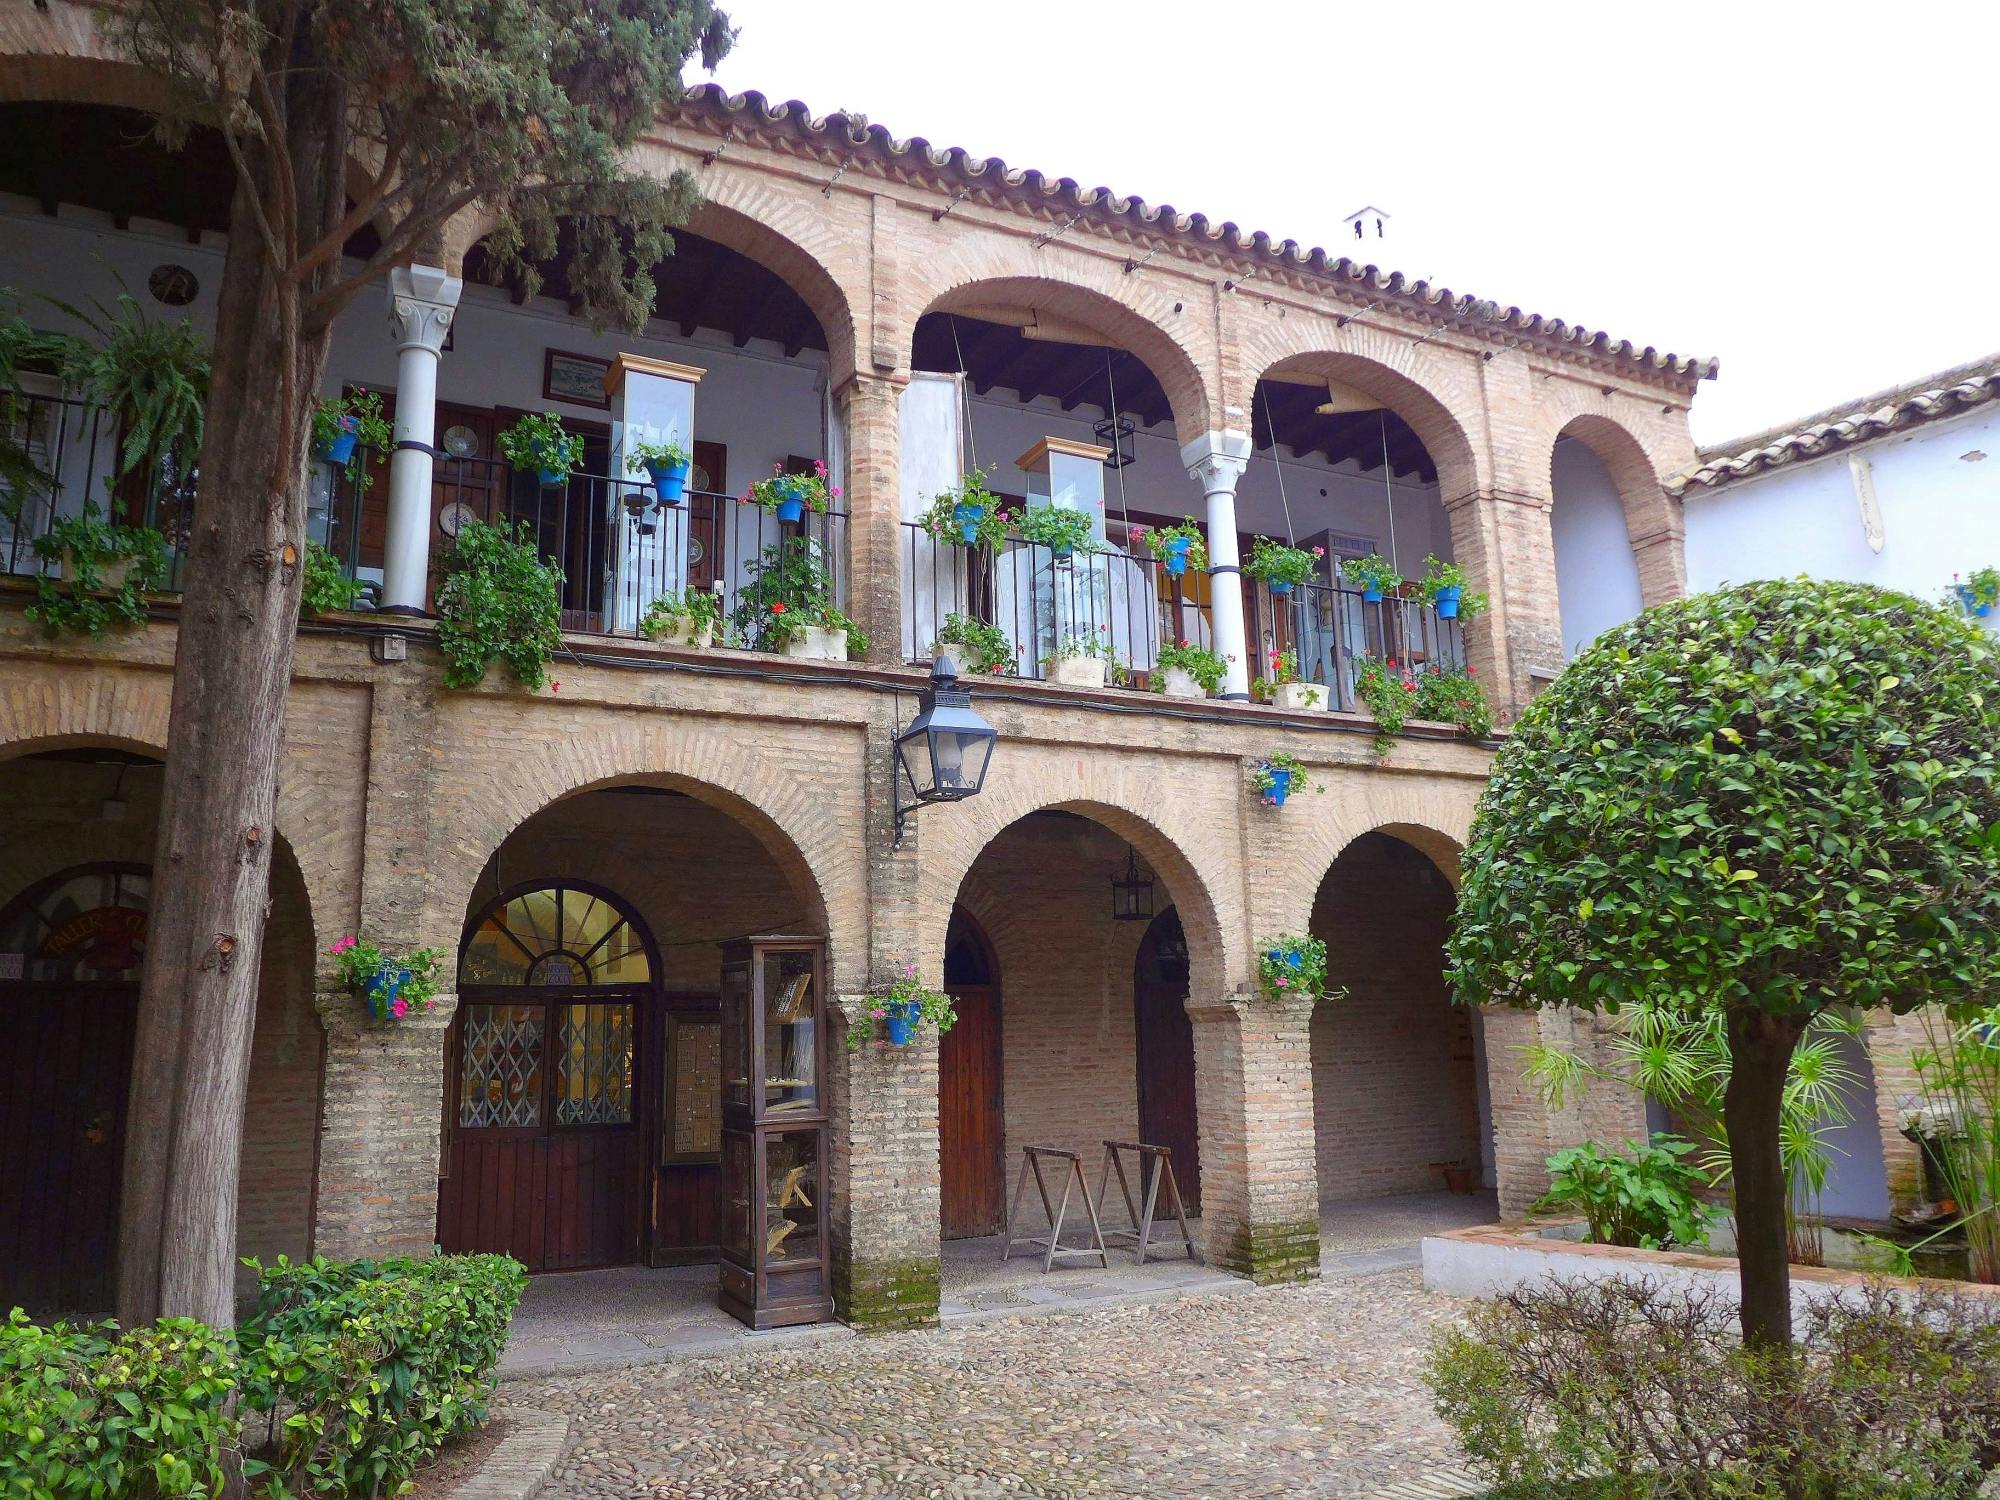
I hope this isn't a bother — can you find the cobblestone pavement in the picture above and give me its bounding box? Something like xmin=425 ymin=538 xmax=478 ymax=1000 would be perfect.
xmin=500 ymin=1267 xmax=1471 ymax=1499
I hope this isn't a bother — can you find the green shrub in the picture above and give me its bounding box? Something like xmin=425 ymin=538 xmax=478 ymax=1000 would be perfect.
xmin=0 ymin=1310 xmax=239 ymax=1499
xmin=434 ymin=517 xmax=564 ymax=689
xmin=238 ymin=1252 xmax=526 ymax=1498
xmin=1426 ymin=1277 xmax=2000 ymax=1498
xmin=301 ymin=539 xmax=366 ymax=615
xmin=1534 ymin=1136 xmax=1713 ymax=1250
xmin=27 ymin=500 xmax=171 ymax=638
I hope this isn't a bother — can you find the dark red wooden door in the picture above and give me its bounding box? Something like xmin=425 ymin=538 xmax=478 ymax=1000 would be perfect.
xmin=1134 ymin=909 xmax=1201 ymax=1217
xmin=0 ymin=982 xmax=138 ymax=1316
xmin=939 ymin=982 xmax=1005 ymax=1238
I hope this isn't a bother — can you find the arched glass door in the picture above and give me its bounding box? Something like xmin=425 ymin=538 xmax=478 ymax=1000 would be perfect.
xmin=441 ymin=882 xmax=657 ymax=1271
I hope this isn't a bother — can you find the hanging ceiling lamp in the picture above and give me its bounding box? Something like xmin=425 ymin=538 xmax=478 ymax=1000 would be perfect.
xmin=1110 ymin=845 xmax=1154 ymax=922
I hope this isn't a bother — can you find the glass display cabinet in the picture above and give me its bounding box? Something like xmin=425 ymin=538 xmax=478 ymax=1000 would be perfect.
xmin=717 ymin=935 xmax=830 ymax=1328
xmin=1015 ymin=436 xmax=1111 ymax=540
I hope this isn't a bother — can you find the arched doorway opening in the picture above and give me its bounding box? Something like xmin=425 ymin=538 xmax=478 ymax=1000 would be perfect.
xmin=1550 ymin=430 xmax=1645 ymax=659
xmin=442 ymin=780 xmax=828 ymax=1273
xmin=0 ymin=747 xmax=323 ymax=1317
xmin=1310 ymin=831 xmax=1495 ymax=1223
xmin=939 ymin=907 xmax=1003 ymax=1238
xmin=1133 ymin=907 xmax=1200 ymax=1217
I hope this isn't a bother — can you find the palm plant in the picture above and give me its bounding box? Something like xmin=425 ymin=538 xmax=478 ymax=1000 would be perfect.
xmin=1523 ymin=1000 xmax=1865 ymax=1265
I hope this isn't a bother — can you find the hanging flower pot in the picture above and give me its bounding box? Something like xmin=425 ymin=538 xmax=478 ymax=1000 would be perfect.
xmin=330 ymin=935 xmax=444 ymax=1024
xmin=953 ymin=501 xmax=985 ymax=545
xmin=647 ymin=458 xmax=691 ymax=503
xmin=1262 ymin=767 xmax=1292 ymax=806
xmin=885 ymin=999 xmax=920 ymax=1046
xmin=315 ymin=413 xmax=360 ymax=467
xmin=531 ymin=440 xmax=568 ymax=488
xmin=1161 ymin=535 xmax=1193 ymax=578
xmin=775 ymin=477 xmax=809 ymax=523
xmin=1433 ymin=584 xmax=1463 ymax=618
xmin=1957 ymin=583 xmax=1994 ymax=619
xmin=1251 ymin=752 xmax=1319 ymax=808
xmin=1268 ymin=579 xmax=1295 ymax=597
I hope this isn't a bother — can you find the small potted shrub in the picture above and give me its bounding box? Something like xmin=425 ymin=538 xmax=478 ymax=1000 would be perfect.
xmin=300 ymin=539 xmax=365 ymax=615
xmin=628 ymin=438 xmax=693 ymax=503
xmin=498 ymin=412 xmax=584 ymax=488
xmin=1416 ymin=555 xmax=1487 ymax=620
xmin=769 ymin=601 xmax=869 ymax=662
xmin=931 ymin=612 xmax=1013 ymax=676
xmin=1043 ymin=628 xmax=1112 ymax=688
xmin=1953 ymin=567 xmax=2000 ymax=618
xmin=1016 ymin=502 xmax=1103 ymax=561
xmin=328 ymin=934 xmax=446 ymax=1022
xmin=1341 ymin=552 xmax=1401 ymax=603
xmin=1244 ymin=537 xmax=1324 ymax=597
xmin=748 ymin=459 xmax=838 ymax=523
xmin=846 ymin=962 xmax=957 ymax=1050
xmin=1352 ymin=654 xmax=1418 ymax=756
xmin=1256 ymin=934 xmax=1337 ymax=1002
xmin=312 ymin=389 xmax=392 ymax=488
xmin=434 ymin=517 xmax=564 ymax=689
xmin=1252 ymin=648 xmax=1325 ymax=712
xmin=921 ymin=469 xmax=1010 ymax=549
xmin=640 ymin=587 xmax=724 ymax=649
xmin=1152 ymin=638 xmax=1229 ymax=699
xmin=1130 ymin=518 xmax=1208 ymax=579
xmin=28 ymin=500 xmax=170 ymax=638
xmin=1250 ymin=750 xmax=1321 ymax=808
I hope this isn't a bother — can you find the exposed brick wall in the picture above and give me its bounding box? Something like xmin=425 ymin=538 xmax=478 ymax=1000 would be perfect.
xmin=1310 ymin=832 xmax=1482 ymax=1200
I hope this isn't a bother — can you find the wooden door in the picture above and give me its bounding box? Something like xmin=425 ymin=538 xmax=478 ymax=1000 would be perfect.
xmin=939 ymin=983 xmax=1005 ymax=1238
xmin=1133 ymin=909 xmax=1201 ymax=1217
xmin=0 ymin=982 xmax=138 ymax=1316
xmin=684 ymin=440 xmax=727 ymax=594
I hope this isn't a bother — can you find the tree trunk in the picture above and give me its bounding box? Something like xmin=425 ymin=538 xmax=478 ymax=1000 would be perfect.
xmin=117 ymin=52 xmax=347 ymax=1331
xmin=1724 ymin=1005 xmax=1806 ymax=1349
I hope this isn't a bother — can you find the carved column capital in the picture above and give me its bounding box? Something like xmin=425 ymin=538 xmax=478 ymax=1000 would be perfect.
xmin=1181 ymin=429 xmax=1252 ymax=495
xmin=387 ymin=264 xmax=462 ymax=356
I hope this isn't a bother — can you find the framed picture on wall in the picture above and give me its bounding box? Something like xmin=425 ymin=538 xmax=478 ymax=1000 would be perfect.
xmin=542 ymin=349 xmax=612 ymax=410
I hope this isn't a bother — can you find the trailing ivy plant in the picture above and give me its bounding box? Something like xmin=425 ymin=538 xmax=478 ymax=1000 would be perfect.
xmin=1445 ymin=579 xmax=2000 ymax=1348
xmin=27 ymin=500 xmax=169 ymax=638
xmin=300 ymin=539 xmax=365 ymax=615
xmin=1256 ymin=934 xmax=1337 ymax=1002
xmin=1352 ymin=654 xmax=1417 ymax=754
xmin=433 ymin=517 xmax=564 ymax=689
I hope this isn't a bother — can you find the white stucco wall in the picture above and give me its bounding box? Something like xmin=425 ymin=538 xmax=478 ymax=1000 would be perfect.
xmin=1550 ymin=437 xmax=1645 ymax=658
xmin=1684 ymin=407 xmax=2000 ymax=607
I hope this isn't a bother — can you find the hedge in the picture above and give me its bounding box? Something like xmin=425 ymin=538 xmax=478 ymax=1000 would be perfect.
xmin=0 ymin=1251 xmax=525 ymax=1499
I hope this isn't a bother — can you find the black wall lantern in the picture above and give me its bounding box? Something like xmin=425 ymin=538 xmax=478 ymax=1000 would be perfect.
xmin=893 ymin=659 xmax=998 ymax=845
xmin=1093 ymin=414 xmax=1137 ymax=469
xmin=1110 ymin=844 xmax=1154 ymax=922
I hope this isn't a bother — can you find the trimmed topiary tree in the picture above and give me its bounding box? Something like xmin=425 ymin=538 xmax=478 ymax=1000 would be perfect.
xmin=1447 ymin=579 xmax=2000 ymax=1346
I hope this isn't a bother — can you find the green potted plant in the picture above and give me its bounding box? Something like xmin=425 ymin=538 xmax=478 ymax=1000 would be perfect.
xmin=1152 ymin=638 xmax=1229 ymax=699
xmin=1256 ymin=934 xmax=1338 ymax=1002
xmin=769 ymin=601 xmax=869 ymax=662
xmin=300 ymin=538 xmax=365 ymax=615
xmin=1129 ymin=518 xmax=1208 ymax=579
xmin=747 ymin=459 xmax=837 ymax=522
xmin=1042 ymin=627 xmax=1112 ymax=688
xmin=1250 ymin=750 xmax=1322 ymax=808
xmin=931 ymin=612 xmax=1014 ymax=676
xmin=920 ymin=469 xmax=1010 ymax=550
xmin=1352 ymin=654 xmax=1418 ymax=756
xmin=49 ymin=289 xmax=209 ymax=482
xmin=328 ymin=934 xmax=446 ymax=1022
xmin=1244 ymin=537 xmax=1324 ymax=596
xmin=1341 ymin=552 xmax=1402 ymax=603
xmin=1016 ymin=502 xmax=1103 ymax=561
xmin=1253 ymin=647 xmax=1325 ymax=712
xmin=640 ymin=586 xmax=724 ymax=648
xmin=846 ymin=961 xmax=958 ymax=1051
xmin=1413 ymin=662 xmax=1493 ymax=741
xmin=628 ymin=438 xmax=693 ymax=503
xmin=312 ymin=389 xmax=391 ymax=488
xmin=433 ymin=517 xmax=564 ymax=689
xmin=1953 ymin=567 xmax=2000 ymax=619
xmin=498 ymin=412 xmax=584 ymax=488
xmin=1416 ymin=555 xmax=1487 ymax=620
xmin=731 ymin=536 xmax=862 ymax=658
xmin=27 ymin=500 xmax=170 ymax=638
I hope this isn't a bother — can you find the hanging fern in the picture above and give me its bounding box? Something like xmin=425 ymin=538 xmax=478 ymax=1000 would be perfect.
xmin=45 ymin=291 xmax=210 ymax=480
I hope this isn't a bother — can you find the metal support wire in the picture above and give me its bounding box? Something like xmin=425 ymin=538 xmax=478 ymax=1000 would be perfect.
xmin=1105 ymin=352 xmax=1132 ymax=533
xmin=949 ymin=314 xmax=979 ymax=474
xmin=1258 ymin=380 xmax=1299 ymax=546
xmin=1380 ymin=410 xmax=1398 ymax=572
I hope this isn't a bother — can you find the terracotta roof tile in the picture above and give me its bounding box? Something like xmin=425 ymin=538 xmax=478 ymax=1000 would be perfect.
xmin=1671 ymin=351 xmax=2000 ymax=495
xmin=673 ymin=87 xmax=1719 ymax=385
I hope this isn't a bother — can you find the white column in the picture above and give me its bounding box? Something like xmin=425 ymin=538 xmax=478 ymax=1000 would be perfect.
xmin=1183 ymin=430 xmax=1253 ymax=700
xmin=382 ymin=265 xmax=462 ymax=614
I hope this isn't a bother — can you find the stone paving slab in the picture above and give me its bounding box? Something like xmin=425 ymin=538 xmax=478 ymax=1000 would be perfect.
xmin=439 ymin=1409 xmax=572 ymax=1500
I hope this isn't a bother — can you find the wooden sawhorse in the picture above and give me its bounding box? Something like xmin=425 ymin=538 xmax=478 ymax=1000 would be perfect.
xmin=1093 ymin=1140 xmax=1195 ymax=1264
xmin=1001 ymin=1145 xmax=1109 ymax=1271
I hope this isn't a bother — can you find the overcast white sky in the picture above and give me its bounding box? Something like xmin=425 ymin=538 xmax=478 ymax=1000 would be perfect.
xmin=705 ymin=0 xmax=2000 ymax=448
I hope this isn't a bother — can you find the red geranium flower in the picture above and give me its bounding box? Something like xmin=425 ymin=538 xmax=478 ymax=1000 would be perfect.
xmin=771 ymin=602 xmax=787 ymax=614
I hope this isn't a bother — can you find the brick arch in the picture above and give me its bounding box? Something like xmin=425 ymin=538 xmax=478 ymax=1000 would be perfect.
xmin=422 ymin=717 xmax=863 ymax=991
xmin=1262 ymin=777 xmax=1480 ymax=939
xmin=898 ymin=260 xmax=1217 ymax=443
xmin=914 ymin=755 xmax=1243 ymax=1002
xmin=0 ymin=49 xmax=170 ymax=113
xmin=1550 ymin=411 xmax=1687 ymax=606
xmin=1236 ymin=321 xmax=1486 ymax=503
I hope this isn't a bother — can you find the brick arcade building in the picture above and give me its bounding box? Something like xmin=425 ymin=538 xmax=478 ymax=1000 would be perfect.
xmin=5 ymin=7 xmax=1918 ymax=1331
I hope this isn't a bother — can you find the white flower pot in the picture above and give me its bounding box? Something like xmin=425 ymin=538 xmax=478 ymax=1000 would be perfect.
xmin=782 ymin=625 xmax=849 ymax=662
xmin=1048 ymin=654 xmax=1107 ymax=688
xmin=933 ymin=642 xmax=970 ymax=677
xmin=60 ymin=551 xmax=134 ymax=589
xmin=1272 ymin=681 xmax=1326 ymax=712
xmin=652 ymin=617 xmax=714 ymax=649
xmin=1161 ymin=666 xmax=1207 ymax=699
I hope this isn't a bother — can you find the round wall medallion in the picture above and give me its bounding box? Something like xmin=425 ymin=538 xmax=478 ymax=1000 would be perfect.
xmin=686 ymin=536 xmax=706 ymax=567
xmin=438 ymin=501 xmax=478 ymax=538
xmin=442 ymin=424 xmax=480 ymax=459
xmin=147 ymin=264 xmax=199 ymax=307
xmin=690 ymin=463 xmax=712 ymax=493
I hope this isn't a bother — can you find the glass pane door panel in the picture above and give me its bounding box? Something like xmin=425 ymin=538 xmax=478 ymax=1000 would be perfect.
xmin=721 ymin=1130 xmax=754 ymax=1262
xmin=761 ymin=950 xmax=817 ymax=1113
xmin=763 ymin=1129 xmax=822 ymax=1269
xmin=458 ymin=1004 xmax=544 ymax=1127
xmin=721 ymin=962 xmax=751 ymax=1110
xmin=555 ymin=1002 xmax=634 ymax=1125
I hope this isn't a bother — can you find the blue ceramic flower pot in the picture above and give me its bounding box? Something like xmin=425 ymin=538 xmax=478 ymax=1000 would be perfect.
xmin=316 ymin=414 xmax=359 ymax=467
xmin=1262 ymin=766 xmax=1292 ymax=807
xmin=1162 ymin=535 xmax=1193 ymax=578
xmin=648 ymin=459 xmax=690 ymax=503
xmin=954 ymin=501 xmax=984 ymax=545
xmin=1433 ymin=584 xmax=1462 ymax=618
xmin=776 ymin=496 xmax=806 ymax=523
xmin=1269 ymin=579 xmax=1294 ymax=597
xmin=885 ymin=1000 xmax=919 ymax=1046
xmin=1959 ymin=585 xmax=1992 ymax=618
xmin=1363 ymin=586 xmax=1383 ymax=603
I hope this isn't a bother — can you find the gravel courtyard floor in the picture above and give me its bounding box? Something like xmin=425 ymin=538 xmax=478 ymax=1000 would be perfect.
xmin=499 ymin=1264 xmax=1475 ymax=1499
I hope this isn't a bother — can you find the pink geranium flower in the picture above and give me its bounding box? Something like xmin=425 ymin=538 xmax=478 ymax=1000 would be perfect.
xmin=329 ymin=935 xmax=357 ymax=956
